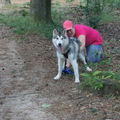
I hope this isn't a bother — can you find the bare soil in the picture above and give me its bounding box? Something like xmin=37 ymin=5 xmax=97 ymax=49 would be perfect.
xmin=0 ymin=1 xmax=120 ymax=120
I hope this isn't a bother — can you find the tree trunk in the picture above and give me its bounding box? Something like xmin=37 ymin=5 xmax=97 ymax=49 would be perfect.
xmin=1 ymin=0 xmax=11 ymax=5
xmin=30 ymin=0 xmax=53 ymax=23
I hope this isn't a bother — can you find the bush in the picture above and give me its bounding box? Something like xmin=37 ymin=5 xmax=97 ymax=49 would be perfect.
xmin=78 ymin=70 xmax=120 ymax=91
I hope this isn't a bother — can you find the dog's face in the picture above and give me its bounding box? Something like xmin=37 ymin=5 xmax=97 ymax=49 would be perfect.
xmin=52 ymin=29 xmax=69 ymax=52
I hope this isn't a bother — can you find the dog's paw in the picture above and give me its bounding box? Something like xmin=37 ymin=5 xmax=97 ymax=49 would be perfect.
xmin=75 ymin=79 xmax=80 ymax=83
xmin=54 ymin=75 xmax=61 ymax=80
xmin=86 ymin=67 xmax=92 ymax=72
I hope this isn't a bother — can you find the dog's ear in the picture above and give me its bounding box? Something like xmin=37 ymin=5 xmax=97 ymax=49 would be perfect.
xmin=53 ymin=29 xmax=58 ymax=36
xmin=63 ymin=29 xmax=67 ymax=35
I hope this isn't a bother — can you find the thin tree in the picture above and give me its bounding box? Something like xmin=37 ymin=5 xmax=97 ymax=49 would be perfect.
xmin=30 ymin=0 xmax=53 ymax=23
xmin=94 ymin=0 xmax=101 ymax=15
xmin=1 ymin=0 xmax=11 ymax=5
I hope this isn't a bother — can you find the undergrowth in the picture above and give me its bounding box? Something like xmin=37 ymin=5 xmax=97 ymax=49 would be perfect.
xmin=78 ymin=51 xmax=120 ymax=92
xmin=0 ymin=5 xmax=63 ymax=39
xmin=0 ymin=1 xmax=120 ymax=39
xmin=78 ymin=70 xmax=120 ymax=91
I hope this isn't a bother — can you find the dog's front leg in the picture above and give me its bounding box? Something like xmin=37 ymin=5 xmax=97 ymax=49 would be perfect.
xmin=70 ymin=59 xmax=80 ymax=83
xmin=54 ymin=58 xmax=64 ymax=80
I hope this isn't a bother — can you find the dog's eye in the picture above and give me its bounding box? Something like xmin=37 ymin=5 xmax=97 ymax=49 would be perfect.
xmin=56 ymin=37 xmax=59 ymax=40
xmin=61 ymin=38 xmax=63 ymax=40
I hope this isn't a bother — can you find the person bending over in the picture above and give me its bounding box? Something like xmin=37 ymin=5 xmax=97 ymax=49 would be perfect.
xmin=63 ymin=20 xmax=104 ymax=67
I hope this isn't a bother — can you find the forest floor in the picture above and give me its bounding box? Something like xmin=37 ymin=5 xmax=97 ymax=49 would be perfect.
xmin=0 ymin=0 xmax=120 ymax=120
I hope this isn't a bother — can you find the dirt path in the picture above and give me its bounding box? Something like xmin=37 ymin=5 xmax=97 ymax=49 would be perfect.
xmin=0 ymin=25 xmax=59 ymax=120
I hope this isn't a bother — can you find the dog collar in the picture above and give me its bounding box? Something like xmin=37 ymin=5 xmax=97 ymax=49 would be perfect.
xmin=63 ymin=48 xmax=71 ymax=59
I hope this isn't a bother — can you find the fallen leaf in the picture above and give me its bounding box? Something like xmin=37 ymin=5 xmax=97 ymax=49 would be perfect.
xmin=80 ymin=110 xmax=85 ymax=113
xmin=91 ymin=108 xmax=98 ymax=112
xmin=42 ymin=104 xmax=51 ymax=108
xmin=80 ymin=106 xmax=86 ymax=110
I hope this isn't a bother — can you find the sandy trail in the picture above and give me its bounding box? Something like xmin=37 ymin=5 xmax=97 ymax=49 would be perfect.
xmin=0 ymin=25 xmax=57 ymax=120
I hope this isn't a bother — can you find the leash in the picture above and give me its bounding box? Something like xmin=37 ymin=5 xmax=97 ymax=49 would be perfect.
xmin=64 ymin=59 xmax=67 ymax=72
xmin=62 ymin=59 xmax=74 ymax=74
xmin=62 ymin=48 xmax=74 ymax=74
xmin=63 ymin=48 xmax=71 ymax=59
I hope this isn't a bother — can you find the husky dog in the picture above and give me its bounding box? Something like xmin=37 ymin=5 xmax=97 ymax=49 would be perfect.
xmin=52 ymin=29 xmax=92 ymax=83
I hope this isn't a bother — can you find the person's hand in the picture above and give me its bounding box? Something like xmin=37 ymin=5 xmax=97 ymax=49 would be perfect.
xmin=66 ymin=63 xmax=70 ymax=68
xmin=79 ymin=47 xmax=82 ymax=53
xmin=66 ymin=59 xmax=70 ymax=68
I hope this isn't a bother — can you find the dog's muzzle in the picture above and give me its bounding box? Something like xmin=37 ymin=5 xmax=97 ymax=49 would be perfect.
xmin=58 ymin=43 xmax=63 ymax=52
xmin=58 ymin=43 xmax=61 ymax=47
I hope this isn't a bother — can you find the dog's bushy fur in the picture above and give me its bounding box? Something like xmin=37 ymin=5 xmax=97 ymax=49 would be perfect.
xmin=52 ymin=29 xmax=92 ymax=83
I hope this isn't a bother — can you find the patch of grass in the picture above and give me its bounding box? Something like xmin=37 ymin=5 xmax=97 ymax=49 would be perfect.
xmin=20 ymin=37 xmax=28 ymax=41
xmin=2 ymin=4 xmax=20 ymax=10
xmin=11 ymin=69 xmax=16 ymax=73
xmin=19 ymin=65 xmax=29 ymax=72
xmin=0 ymin=9 xmax=63 ymax=39
xmin=22 ymin=2 xmax=30 ymax=8
xmin=22 ymin=65 xmax=29 ymax=70
xmin=100 ymin=11 xmax=120 ymax=24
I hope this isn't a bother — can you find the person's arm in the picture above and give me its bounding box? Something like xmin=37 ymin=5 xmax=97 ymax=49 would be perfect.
xmin=66 ymin=59 xmax=70 ymax=68
xmin=78 ymin=35 xmax=86 ymax=52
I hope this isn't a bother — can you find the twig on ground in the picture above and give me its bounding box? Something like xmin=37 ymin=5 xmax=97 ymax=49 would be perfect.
xmin=76 ymin=99 xmax=86 ymax=106
xmin=72 ymin=96 xmax=84 ymax=100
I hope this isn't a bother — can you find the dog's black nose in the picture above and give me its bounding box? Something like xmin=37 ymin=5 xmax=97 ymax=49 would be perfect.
xmin=58 ymin=43 xmax=61 ymax=47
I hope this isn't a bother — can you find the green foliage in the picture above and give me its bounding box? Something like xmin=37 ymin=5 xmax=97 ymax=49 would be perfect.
xmin=52 ymin=10 xmax=63 ymax=24
xmin=22 ymin=65 xmax=29 ymax=70
xmin=50 ymin=6 xmax=69 ymax=23
xmin=79 ymin=70 xmax=120 ymax=91
xmin=11 ymin=69 xmax=16 ymax=73
xmin=91 ymin=108 xmax=98 ymax=115
xmin=52 ymin=0 xmax=61 ymax=6
xmin=2 ymin=4 xmax=20 ymax=9
xmin=99 ymin=59 xmax=112 ymax=70
xmin=115 ymin=0 xmax=120 ymax=9
xmin=87 ymin=16 xmax=101 ymax=29
xmin=91 ymin=108 xmax=98 ymax=112
xmin=0 ymin=12 xmax=30 ymax=34
xmin=22 ymin=2 xmax=30 ymax=8
xmin=81 ymin=71 xmax=103 ymax=90
xmin=77 ymin=0 xmax=102 ymax=28
xmin=0 ymin=11 xmax=62 ymax=39
xmin=100 ymin=11 xmax=118 ymax=24
xmin=74 ymin=0 xmax=120 ymax=27
xmin=66 ymin=0 xmax=74 ymax=3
